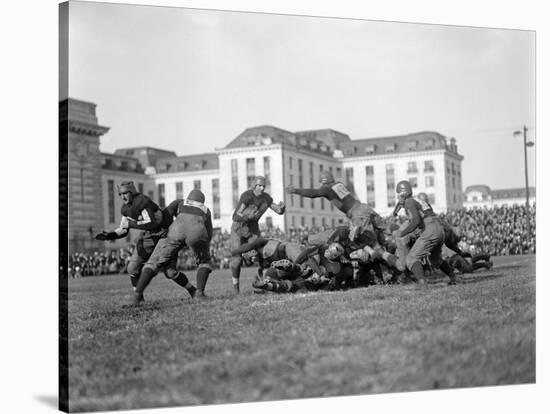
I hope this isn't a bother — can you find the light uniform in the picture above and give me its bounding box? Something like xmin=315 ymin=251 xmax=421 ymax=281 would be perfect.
xmin=397 ymin=196 xmax=445 ymax=271
xmin=143 ymin=199 xmax=213 ymax=278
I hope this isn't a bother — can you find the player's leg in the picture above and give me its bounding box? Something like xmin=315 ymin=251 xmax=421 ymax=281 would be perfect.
xmin=188 ymin=232 xmax=213 ymax=298
xmin=126 ymin=247 xmax=146 ymax=291
xmin=229 ymin=223 xmax=244 ymax=293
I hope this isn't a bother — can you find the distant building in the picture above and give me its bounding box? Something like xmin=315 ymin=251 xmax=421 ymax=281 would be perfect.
xmin=62 ymin=98 xmax=465 ymax=252
xmin=463 ymin=185 xmax=536 ymax=208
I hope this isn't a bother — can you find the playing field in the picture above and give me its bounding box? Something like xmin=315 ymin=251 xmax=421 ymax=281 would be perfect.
xmin=65 ymin=255 xmax=536 ymax=412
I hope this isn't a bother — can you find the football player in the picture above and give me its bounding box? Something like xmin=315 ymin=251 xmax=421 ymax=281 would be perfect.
xmin=229 ymin=176 xmax=285 ymax=293
xmin=392 ymin=181 xmax=456 ymax=285
xmin=286 ymin=170 xmax=384 ymax=242
xmin=132 ymin=189 xmax=214 ymax=304
xmin=95 ymin=181 xmax=174 ymax=291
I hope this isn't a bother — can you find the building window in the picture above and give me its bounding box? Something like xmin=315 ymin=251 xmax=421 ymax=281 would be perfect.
xmin=263 ymin=156 xmax=271 ymax=193
xmin=312 ymin=217 xmax=316 ymax=228
xmin=366 ymin=165 xmax=375 ymax=208
xmin=246 ymin=158 xmax=256 ymax=189
xmin=386 ymin=164 xmax=396 ymax=207
xmin=289 ymin=156 xmax=293 ymax=170
xmin=453 ymin=194 xmax=457 ymax=204
xmin=385 ymin=143 xmax=397 ymax=153
xmin=309 ymin=162 xmax=315 ymax=209
xmin=176 ymin=181 xmax=183 ymax=199
xmin=345 ymin=168 xmax=355 ymax=194
xmin=301 ymin=216 xmax=305 ymax=227
xmin=319 ymin=165 xmax=325 ymax=209
xmin=452 ymin=177 xmax=456 ymax=189
xmin=409 ymin=177 xmax=418 ymax=188
xmin=407 ymin=141 xmax=418 ymax=151
xmin=231 ymin=159 xmax=239 ymax=209
xmin=193 ymin=180 xmax=201 ymax=190
xmin=107 ymin=180 xmax=115 ymax=224
xmin=451 ymin=162 xmax=456 ymax=175
xmin=148 ymin=190 xmax=154 ymax=200
xmin=158 ymin=183 xmax=165 ymax=208
xmin=212 ymin=178 xmax=220 ymax=219
xmin=425 ymin=176 xmax=435 ymax=187
xmin=322 ymin=217 xmax=326 ymax=228
xmin=428 ymin=194 xmax=435 ymax=204
xmin=446 ymin=161 xmax=450 ymax=174
xmin=407 ymin=161 xmax=418 ymax=173
xmin=291 ymin=215 xmax=295 ymax=227
xmin=289 ymin=174 xmax=294 ymax=207
xmin=424 ymin=160 xmax=434 ymax=172
xmin=265 ymin=216 xmax=273 ymax=228
xmin=298 ymin=159 xmax=304 ymax=208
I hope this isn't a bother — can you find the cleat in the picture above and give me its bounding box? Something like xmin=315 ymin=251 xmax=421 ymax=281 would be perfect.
xmin=271 ymin=259 xmax=293 ymax=271
xmin=188 ymin=286 xmax=197 ymax=298
xmin=132 ymin=292 xmax=145 ymax=305
xmin=195 ymin=289 xmax=206 ymax=299
xmin=233 ymin=283 xmax=240 ymax=294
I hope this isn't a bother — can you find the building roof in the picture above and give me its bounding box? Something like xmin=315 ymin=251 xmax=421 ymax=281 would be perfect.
xmin=224 ymin=125 xmax=295 ymax=149
xmin=464 ymin=185 xmax=536 ymax=200
xmin=464 ymin=185 xmax=492 ymax=195
xmin=156 ymin=152 xmax=219 ymax=173
xmin=114 ymin=147 xmax=177 ymax=168
xmin=491 ymin=187 xmax=536 ymax=199
xmin=340 ymin=131 xmax=450 ymax=157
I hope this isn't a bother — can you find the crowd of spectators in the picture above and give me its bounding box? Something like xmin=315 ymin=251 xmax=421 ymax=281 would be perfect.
xmin=68 ymin=248 xmax=132 ymax=278
xmin=441 ymin=204 xmax=536 ymax=256
xmin=68 ymin=203 xmax=535 ymax=277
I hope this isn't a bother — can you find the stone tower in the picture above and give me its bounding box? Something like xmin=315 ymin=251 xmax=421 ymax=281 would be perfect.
xmin=60 ymin=98 xmax=110 ymax=254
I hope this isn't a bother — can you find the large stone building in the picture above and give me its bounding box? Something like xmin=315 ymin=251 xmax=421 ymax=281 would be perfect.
xmin=62 ymin=98 xmax=465 ymax=253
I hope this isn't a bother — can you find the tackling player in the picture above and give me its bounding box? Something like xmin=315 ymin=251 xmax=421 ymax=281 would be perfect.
xmin=229 ymin=176 xmax=285 ymax=293
xmin=392 ymin=181 xmax=456 ymax=285
xmin=132 ymin=189 xmax=214 ymax=304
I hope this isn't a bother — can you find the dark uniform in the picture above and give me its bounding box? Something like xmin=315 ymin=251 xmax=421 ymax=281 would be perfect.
xmin=229 ymin=176 xmax=285 ymax=293
xmin=289 ymin=177 xmax=384 ymax=241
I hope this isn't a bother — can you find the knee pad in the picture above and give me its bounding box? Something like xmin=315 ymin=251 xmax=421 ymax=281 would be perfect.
xmin=162 ymin=268 xmax=179 ymax=280
xmin=126 ymin=261 xmax=142 ymax=277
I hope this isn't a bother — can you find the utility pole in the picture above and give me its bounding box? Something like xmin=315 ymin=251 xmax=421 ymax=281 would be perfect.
xmin=515 ymin=125 xmax=533 ymax=251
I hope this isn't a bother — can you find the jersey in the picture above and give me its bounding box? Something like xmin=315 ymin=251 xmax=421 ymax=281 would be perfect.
xmin=398 ymin=198 xmax=427 ymax=237
xmin=232 ymin=189 xmax=274 ymax=225
xmin=120 ymin=193 xmax=164 ymax=232
xmin=168 ymin=199 xmax=213 ymax=242
xmin=294 ymin=182 xmax=358 ymax=214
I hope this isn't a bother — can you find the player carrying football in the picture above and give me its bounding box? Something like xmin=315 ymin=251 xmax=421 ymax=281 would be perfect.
xmin=229 ymin=176 xmax=285 ymax=293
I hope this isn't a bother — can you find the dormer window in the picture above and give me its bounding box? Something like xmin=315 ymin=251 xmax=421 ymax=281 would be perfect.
xmin=407 ymin=141 xmax=418 ymax=151
xmin=365 ymin=145 xmax=376 ymax=155
xmin=386 ymin=143 xmax=397 ymax=153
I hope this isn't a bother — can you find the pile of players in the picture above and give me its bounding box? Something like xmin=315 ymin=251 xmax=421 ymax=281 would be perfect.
xmin=96 ymin=172 xmax=492 ymax=305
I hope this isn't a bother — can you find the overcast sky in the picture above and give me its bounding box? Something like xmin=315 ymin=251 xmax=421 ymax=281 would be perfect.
xmin=65 ymin=1 xmax=536 ymax=190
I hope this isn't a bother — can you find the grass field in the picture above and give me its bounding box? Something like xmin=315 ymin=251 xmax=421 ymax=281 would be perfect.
xmin=66 ymin=255 xmax=536 ymax=412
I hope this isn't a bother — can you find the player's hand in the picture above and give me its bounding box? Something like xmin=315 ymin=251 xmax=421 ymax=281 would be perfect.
xmin=95 ymin=231 xmax=109 ymax=241
xmin=276 ymin=201 xmax=285 ymax=209
xmin=285 ymin=185 xmax=296 ymax=194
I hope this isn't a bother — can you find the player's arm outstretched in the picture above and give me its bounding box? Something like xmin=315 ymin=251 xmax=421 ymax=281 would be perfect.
xmin=94 ymin=216 xmax=131 ymax=241
xmin=286 ymin=185 xmax=329 ymax=199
